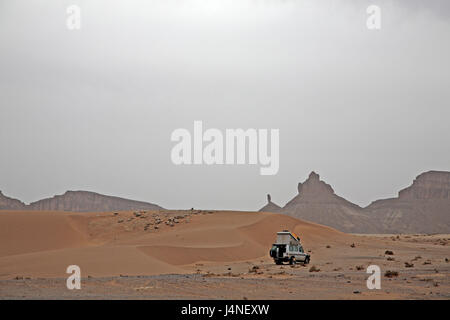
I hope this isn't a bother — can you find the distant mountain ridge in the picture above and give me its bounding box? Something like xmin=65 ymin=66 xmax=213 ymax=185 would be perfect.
xmin=0 ymin=190 xmax=163 ymax=212
xmin=0 ymin=191 xmax=26 ymax=210
xmin=2 ymin=170 xmax=449 ymax=233
xmin=260 ymin=170 xmax=450 ymax=234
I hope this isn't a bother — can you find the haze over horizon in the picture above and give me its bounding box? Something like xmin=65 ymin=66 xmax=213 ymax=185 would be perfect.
xmin=1 ymin=0 xmax=449 ymax=210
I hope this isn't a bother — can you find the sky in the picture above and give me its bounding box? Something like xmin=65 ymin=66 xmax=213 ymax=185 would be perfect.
xmin=0 ymin=0 xmax=449 ymax=210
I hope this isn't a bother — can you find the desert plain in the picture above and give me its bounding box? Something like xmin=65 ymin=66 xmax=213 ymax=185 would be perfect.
xmin=0 ymin=209 xmax=448 ymax=299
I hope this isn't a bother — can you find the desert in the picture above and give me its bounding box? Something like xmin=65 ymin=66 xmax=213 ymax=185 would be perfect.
xmin=1 ymin=0 xmax=449 ymax=305
xmin=0 ymin=209 xmax=448 ymax=299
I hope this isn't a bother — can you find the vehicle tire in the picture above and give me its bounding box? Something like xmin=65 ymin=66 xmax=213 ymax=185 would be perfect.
xmin=275 ymin=259 xmax=282 ymax=265
xmin=289 ymin=257 xmax=296 ymax=265
xmin=304 ymin=256 xmax=310 ymax=265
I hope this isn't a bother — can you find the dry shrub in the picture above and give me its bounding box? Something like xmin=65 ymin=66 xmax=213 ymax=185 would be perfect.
xmin=309 ymin=265 xmax=320 ymax=272
xmin=384 ymin=270 xmax=399 ymax=278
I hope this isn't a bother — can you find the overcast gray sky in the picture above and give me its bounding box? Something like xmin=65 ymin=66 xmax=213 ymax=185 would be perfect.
xmin=1 ymin=0 xmax=449 ymax=210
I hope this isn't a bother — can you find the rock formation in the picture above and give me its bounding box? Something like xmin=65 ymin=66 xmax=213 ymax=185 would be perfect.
xmin=259 ymin=170 xmax=450 ymax=234
xmin=259 ymin=194 xmax=282 ymax=213
xmin=398 ymin=171 xmax=450 ymax=200
xmin=0 ymin=191 xmax=26 ymax=210
xmin=281 ymin=172 xmax=377 ymax=233
xmin=0 ymin=190 xmax=163 ymax=212
xmin=364 ymin=171 xmax=450 ymax=234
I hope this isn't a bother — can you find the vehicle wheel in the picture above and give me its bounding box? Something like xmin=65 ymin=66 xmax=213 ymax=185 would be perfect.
xmin=304 ymin=256 xmax=310 ymax=264
xmin=289 ymin=257 xmax=296 ymax=265
xmin=275 ymin=260 xmax=282 ymax=265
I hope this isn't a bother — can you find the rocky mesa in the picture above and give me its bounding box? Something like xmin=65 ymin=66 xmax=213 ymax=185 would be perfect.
xmin=364 ymin=171 xmax=450 ymax=234
xmin=0 ymin=190 xmax=163 ymax=212
xmin=0 ymin=191 xmax=26 ymax=210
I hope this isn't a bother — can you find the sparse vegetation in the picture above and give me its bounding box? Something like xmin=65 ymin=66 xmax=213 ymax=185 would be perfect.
xmin=249 ymin=265 xmax=260 ymax=273
xmin=350 ymin=243 xmax=356 ymax=248
xmin=309 ymin=265 xmax=320 ymax=272
xmin=387 ymin=257 xmax=395 ymax=261
xmin=384 ymin=250 xmax=394 ymax=255
xmin=384 ymin=270 xmax=399 ymax=278
xmin=355 ymin=265 xmax=364 ymax=271
xmin=404 ymin=262 xmax=414 ymax=268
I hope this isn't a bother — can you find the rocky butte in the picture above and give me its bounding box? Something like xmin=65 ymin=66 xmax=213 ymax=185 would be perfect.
xmin=260 ymin=172 xmax=376 ymax=233
xmin=364 ymin=171 xmax=450 ymax=234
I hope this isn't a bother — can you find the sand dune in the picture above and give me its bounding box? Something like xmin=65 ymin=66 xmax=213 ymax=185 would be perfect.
xmin=0 ymin=210 xmax=352 ymax=279
xmin=0 ymin=211 xmax=90 ymax=257
xmin=1 ymin=210 xmax=449 ymax=299
xmin=0 ymin=246 xmax=183 ymax=279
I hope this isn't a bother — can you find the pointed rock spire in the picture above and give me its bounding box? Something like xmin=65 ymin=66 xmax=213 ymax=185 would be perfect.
xmin=259 ymin=193 xmax=282 ymax=213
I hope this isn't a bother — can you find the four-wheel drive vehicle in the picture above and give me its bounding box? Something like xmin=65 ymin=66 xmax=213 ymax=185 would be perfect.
xmin=269 ymin=230 xmax=310 ymax=265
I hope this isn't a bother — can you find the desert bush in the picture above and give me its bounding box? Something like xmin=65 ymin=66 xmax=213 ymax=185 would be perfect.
xmin=249 ymin=265 xmax=260 ymax=273
xmin=309 ymin=265 xmax=320 ymax=272
xmin=384 ymin=270 xmax=399 ymax=278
